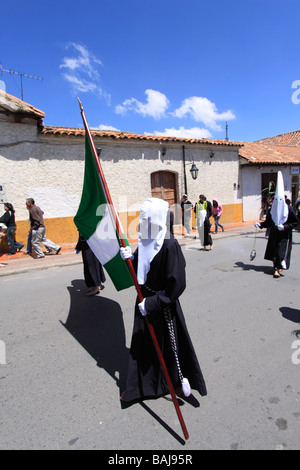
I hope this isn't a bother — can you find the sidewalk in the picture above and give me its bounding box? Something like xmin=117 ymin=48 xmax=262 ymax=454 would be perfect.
xmin=0 ymin=221 xmax=257 ymax=277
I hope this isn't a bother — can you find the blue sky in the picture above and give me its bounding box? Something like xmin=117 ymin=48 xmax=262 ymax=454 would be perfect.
xmin=1 ymin=0 xmax=300 ymax=142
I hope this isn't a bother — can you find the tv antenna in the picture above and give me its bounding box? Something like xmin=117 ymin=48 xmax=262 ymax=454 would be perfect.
xmin=225 ymin=122 xmax=229 ymax=141
xmin=0 ymin=64 xmax=43 ymax=101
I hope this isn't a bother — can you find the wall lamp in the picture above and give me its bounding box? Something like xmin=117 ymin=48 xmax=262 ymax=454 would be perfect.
xmin=182 ymin=145 xmax=199 ymax=194
xmin=190 ymin=163 xmax=199 ymax=180
xmin=159 ymin=142 xmax=167 ymax=156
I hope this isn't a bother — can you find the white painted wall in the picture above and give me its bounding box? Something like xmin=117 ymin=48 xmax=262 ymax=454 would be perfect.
xmin=241 ymin=166 xmax=291 ymax=221
xmin=1 ymin=116 xmax=242 ymax=223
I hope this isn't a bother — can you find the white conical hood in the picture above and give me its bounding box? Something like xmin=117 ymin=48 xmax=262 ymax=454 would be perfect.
xmin=137 ymin=198 xmax=168 ymax=285
xmin=270 ymin=171 xmax=288 ymax=226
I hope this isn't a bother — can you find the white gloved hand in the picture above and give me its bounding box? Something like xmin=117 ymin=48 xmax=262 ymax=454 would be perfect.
xmin=138 ymin=298 xmax=147 ymax=316
xmin=254 ymin=223 xmax=261 ymax=229
xmin=277 ymin=224 xmax=284 ymax=231
xmin=120 ymin=246 xmax=134 ymax=260
xmin=74 ymin=249 xmax=80 ymax=254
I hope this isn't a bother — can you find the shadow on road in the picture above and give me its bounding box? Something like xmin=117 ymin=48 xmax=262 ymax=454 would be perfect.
xmin=280 ymin=306 xmax=300 ymax=324
xmin=234 ymin=261 xmax=273 ymax=275
xmin=62 ymin=279 xmax=201 ymax=444
xmin=280 ymin=306 xmax=300 ymax=338
xmin=139 ymin=402 xmax=186 ymax=446
xmin=61 ymin=279 xmax=129 ymax=396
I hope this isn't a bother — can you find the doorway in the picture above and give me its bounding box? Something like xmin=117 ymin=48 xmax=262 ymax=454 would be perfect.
xmin=151 ymin=171 xmax=179 ymax=222
xmin=261 ymin=173 xmax=276 ymax=216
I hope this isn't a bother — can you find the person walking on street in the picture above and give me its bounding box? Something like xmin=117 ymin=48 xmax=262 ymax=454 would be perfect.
xmin=205 ymin=196 xmax=212 ymax=220
xmin=75 ymin=233 xmax=106 ymax=296
xmin=120 ymin=197 xmax=207 ymax=404
xmin=212 ymin=198 xmax=225 ymax=233
xmin=254 ymin=172 xmax=298 ymax=278
xmin=194 ymin=195 xmax=213 ymax=250
xmin=25 ymin=217 xmax=52 ymax=255
xmin=0 ymin=203 xmax=24 ymax=254
xmin=181 ymin=194 xmax=193 ymax=236
xmin=25 ymin=198 xmax=61 ymax=258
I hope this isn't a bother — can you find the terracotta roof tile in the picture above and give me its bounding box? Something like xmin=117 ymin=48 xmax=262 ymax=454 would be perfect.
xmin=239 ymin=141 xmax=300 ymax=165
xmin=254 ymin=130 xmax=300 ymax=148
xmin=41 ymin=125 xmax=242 ymax=147
xmin=0 ymin=90 xmax=45 ymax=119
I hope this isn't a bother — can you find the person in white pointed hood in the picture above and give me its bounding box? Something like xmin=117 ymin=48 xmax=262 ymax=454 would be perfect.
xmin=120 ymin=197 xmax=207 ymax=403
xmin=255 ymin=171 xmax=298 ymax=277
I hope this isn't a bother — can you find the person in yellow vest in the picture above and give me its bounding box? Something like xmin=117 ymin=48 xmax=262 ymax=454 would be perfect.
xmin=194 ymin=195 xmax=213 ymax=250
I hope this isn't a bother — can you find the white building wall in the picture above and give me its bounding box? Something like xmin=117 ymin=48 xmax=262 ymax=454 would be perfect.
xmin=241 ymin=166 xmax=291 ymax=221
xmin=1 ymin=117 xmax=242 ymax=224
xmin=1 ymin=136 xmax=83 ymax=220
xmin=0 ymin=119 xmax=39 ymax=144
xmin=95 ymin=142 xmax=242 ymax=212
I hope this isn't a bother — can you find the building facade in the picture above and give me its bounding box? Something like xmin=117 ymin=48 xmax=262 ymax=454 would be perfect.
xmin=240 ymin=135 xmax=300 ymax=221
xmin=0 ymin=91 xmax=242 ymax=249
xmin=2 ymin=91 xmax=300 ymax=251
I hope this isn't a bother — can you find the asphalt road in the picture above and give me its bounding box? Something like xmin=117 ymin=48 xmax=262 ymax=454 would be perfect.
xmin=0 ymin=230 xmax=299 ymax=450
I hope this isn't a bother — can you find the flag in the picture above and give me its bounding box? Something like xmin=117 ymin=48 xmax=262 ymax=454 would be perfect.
xmin=74 ymin=101 xmax=189 ymax=441
xmin=74 ymin=133 xmax=134 ymax=291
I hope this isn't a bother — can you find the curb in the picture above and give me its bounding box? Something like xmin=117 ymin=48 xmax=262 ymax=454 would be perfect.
xmin=0 ymin=222 xmax=257 ymax=277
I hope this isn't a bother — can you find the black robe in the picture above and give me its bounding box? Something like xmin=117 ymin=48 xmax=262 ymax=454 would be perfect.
xmin=122 ymin=235 xmax=207 ymax=402
xmin=204 ymin=218 xmax=213 ymax=246
xmin=260 ymin=206 xmax=298 ymax=269
xmin=76 ymin=235 xmax=106 ymax=288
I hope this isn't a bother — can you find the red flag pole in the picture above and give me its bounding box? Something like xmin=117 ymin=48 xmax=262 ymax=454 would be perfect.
xmin=78 ymin=98 xmax=189 ymax=440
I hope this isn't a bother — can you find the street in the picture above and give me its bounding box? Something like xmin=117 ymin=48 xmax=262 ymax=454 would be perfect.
xmin=0 ymin=230 xmax=299 ymax=450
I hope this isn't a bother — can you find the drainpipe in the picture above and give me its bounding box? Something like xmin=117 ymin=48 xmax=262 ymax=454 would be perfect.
xmin=182 ymin=145 xmax=187 ymax=195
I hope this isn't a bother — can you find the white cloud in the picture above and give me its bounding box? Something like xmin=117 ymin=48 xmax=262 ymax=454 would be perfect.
xmin=173 ymin=96 xmax=235 ymax=131
xmin=151 ymin=126 xmax=213 ymax=139
xmin=115 ymin=89 xmax=170 ymax=119
xmin=115 ymin=89 xmax=235 ymax=137
xmin=60 ymin=42 xmax=109 ymax=101
xmin=60 ymin=43 xmax=102 ymax=77
xmin=62 ymin=74 xmax=98 ymax=94
xmin=91 ymin=124 xmax=120 ymax=131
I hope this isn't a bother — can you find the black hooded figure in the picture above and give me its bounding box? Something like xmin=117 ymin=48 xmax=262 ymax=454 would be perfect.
xmin=120 ymin=197 xmax=207 ymax=403
xmin=256 ymin=171 xmax=298 ymax=277
xmin=75 ymin=233 xmax=106 ymax=295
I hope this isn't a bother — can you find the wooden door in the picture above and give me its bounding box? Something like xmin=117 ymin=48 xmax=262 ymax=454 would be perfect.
xmin=151 ymin=171 xmax=179 ymax=222
xmin=151 ymin=171 xmax=177 ymax=207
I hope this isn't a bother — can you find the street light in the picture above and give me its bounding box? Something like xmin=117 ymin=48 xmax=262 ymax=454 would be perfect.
xmin=183 ymin=146 xmax=199 ymax=194
xmin=190 ymin=163 xmax=199 ymax=180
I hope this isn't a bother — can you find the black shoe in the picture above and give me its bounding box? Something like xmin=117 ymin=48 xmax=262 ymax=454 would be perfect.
xmin=18 ymin=245 xmax=24 ymax=252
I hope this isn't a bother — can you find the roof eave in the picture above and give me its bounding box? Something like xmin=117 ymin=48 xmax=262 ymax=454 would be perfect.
xmin=40 ymin=125 xmax=242 ymax=147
